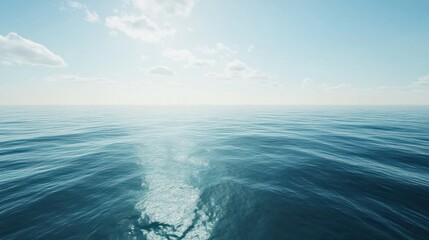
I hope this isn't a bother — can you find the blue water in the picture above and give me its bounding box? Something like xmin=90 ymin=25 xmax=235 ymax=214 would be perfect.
xmin=0 ymin=106 xmax=428 ymax=240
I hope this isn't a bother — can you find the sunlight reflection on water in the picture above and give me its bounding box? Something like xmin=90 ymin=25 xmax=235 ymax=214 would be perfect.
xmin=132 ymin=134 xmax=214 ymax=239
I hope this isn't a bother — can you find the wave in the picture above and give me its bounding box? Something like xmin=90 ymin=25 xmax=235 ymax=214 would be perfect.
xmin=0 ymin=106 xmax=428 ymax=239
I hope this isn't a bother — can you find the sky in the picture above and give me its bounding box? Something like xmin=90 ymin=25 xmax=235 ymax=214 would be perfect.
xmin=0 ymin=0 xmax=428 ymax=105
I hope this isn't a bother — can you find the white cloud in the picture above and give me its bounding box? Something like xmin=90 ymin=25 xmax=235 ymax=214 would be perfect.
xmin=162 ymin=48 xmax=192 ymax=61
xmin=1 ymin=60 xmax=13 ymax=66
xmin=140 ymin=55 xmax=150 ymax=60
xmin=105 ymin=0 xmax=197 ymax=43
xmin=324 ymin=83 xmax=351 ymax=91
xmin=301 ymin=77 xmax=315 ymax=89
xmin=191 ymin=58 xmax=216 ymax=68
xmin=203 ymin=72 xmax=230 ymax=81
xmin=247 ymin=71 xmax=271 ymax=80
xmin=226 ymin=59 xmax=269 ymax=80
xmin=226 ymin=59 xmax=247 ymax=72
xmin=0 ymin=32 xmax=66 ymax=67
xmin=302 ymin=77 xmax=351 ymax=91
xmin=415 ymin=75 xmax=429 ymax=85
xmin=197 ymin=42 xmax=237 ymax=55
xmin=68 ymin=1 xmax=84 ymax=9
xmin=205 ymin=59 xmax=270 ymax=81
xmin=127 ymin=0 xmax=198 ymax=18
xmin=162 ymin=48 xmax=215 ymax=67
xmin=247 ymin=45 xmax=254 ymax=52
xmin=45 ymin=74 xmax=113 ymax=83
xmin=105 ymin=14 xmax=176 ymax=43
xmin=377 ymin=74 xmax=429 ymax=91
xmin=146 ymin=65 xmax=174 ymax=75
xmin=376 ymin=85 xmax=407 ymax=91
xmin=84 ymin=10 xmax=99 ymax=22
xmin=68 ymin=1 xmax=99 ymax=22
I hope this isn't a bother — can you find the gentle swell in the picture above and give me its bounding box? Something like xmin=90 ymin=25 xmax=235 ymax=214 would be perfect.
xmin=0 ymin=106 xmax=428 ymax=240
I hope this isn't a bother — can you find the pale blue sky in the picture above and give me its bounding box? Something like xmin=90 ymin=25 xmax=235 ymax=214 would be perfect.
xmin=1 ymin=0 xmax=428 ymax=105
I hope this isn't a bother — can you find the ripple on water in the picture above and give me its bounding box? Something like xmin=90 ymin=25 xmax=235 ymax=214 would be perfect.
xmin=0 ymin=106 xmax=428 ymax=240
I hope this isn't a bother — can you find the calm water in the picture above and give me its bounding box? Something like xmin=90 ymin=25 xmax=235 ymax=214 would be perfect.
xmin=0 ymin=106 xmax=428 ymax=240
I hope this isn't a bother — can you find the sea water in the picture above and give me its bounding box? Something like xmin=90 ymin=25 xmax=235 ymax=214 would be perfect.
xmin=0 ymin=106 xmax=428 ymax=239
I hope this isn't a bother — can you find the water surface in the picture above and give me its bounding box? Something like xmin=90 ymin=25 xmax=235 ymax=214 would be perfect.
xmin=0 ymin=106 xmax=428 ymax=239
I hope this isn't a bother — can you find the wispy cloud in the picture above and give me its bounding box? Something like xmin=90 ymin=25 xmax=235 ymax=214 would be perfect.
xmin=67 ymin=0 xmax=84 ymax=9
xmin=376 ymin=74 xmax=429 ymax=91
xmin=197 ymin=42 xmax=237 ymax=56
xmin=0 ymin=32 xmax=66 ymax=67
xmin=1 ymin=60 xmax=13 ymax=66
xmin=104 ymin=0 xmax=197 ymax=43
xmin=205 ymin=59 xmax=270 ymax=81
xmin=415 ymin=74 xmax=429 ymax=86
xmin=140 ymin=55 xmax=151 ymax=60
xmin=45 ymin=74 xmax=113 ymax=83
xmin=162 ymin=48 xmax=215 ymax=67
xmin=67 ymin=1 xmax=99 ymax=23
xmin=324 ymin=83 xmax=351 ymax=91
xmin=105 ymin=14 xmax=176 ymax=43
xmin=145 ymin=66 xmax=175 ymax=75
xmin=301 ymin=77 xmax=351 ymax=91
xmin=84 ymin=10 xmax=99 ymax=22
xmin=127 ymin=0 xmax=198 ymax=18
xmin=301 ymin=77 xmax=315 ymax=89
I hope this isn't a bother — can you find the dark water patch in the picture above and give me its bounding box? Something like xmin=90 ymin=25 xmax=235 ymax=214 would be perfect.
xmin=0 ymin=119 xmax=143 ymax=240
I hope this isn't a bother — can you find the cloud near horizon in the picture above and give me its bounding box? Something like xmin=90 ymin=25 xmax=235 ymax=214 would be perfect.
xmin=197 ymin=43 xmax=237 ymax=56
xmin=205 ymin=59 xmax=270 ymax=81
xmin=0 ymin=32 xmax=66 ymax=67
xmin=162 ymin=48 xmax=215 ymax=68
xmin=146 ymin=66 xmax=175 ymax=75
xmin=415 ymin=75 xmax=429 ymax=85
xmin=376 ymin=74 xmax=429 ymax=91
xmin=301 ymin=77 xmax=351 ymax=91
xmin=45 ymin=74 xmax=113 ymax=83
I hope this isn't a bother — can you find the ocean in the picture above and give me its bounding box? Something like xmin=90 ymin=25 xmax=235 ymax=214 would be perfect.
xmin=0 ymin=106 xmax=428 ymax=240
